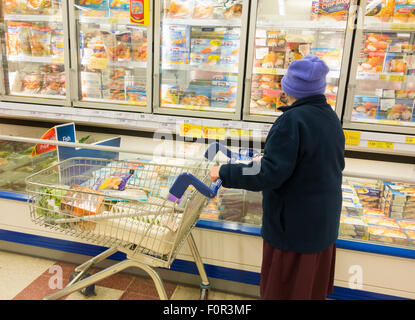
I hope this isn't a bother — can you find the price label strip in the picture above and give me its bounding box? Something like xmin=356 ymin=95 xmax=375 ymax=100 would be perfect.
xmin=344 ymin=130 xmax=361 ymax=146
xmin=202 ymin=126 xmax=226 ymax=140
xmin=405 ymin=136 xmax=415 ymax=144
xmin=368 ymin=140 xmax=394 ymax=150
xmin=179 ymin=123 xmax=202 ymax=138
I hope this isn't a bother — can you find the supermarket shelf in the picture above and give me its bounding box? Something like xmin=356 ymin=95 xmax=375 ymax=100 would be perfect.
xmin=356 ymin=73 xmax=414 ymax=82
xmin=162 ymin=63 xmax=238 ymax=74
xmin=4 ymin=14 xmax=61 ymax=22
xmin=83 ymin=97 xmax=146 ymax=106
xmin=78 ymin=16 xmax=144 ymax=26
xmin=257 ymin=20 xmax=347 ymax=30
xmin=162 ymin=18 xmax=242 ymax=27
xmin=161 ymin=103 xmax=235 ymax=113
xmin=80 ymin=58 xmax=147 ymax=69
xmin=7 ymin=55 xmax=64 ymax=64
xmin=9 ymin=92 xmax=65 ymax=100
xmin=351 ymin=118 xmax=415 ymax=129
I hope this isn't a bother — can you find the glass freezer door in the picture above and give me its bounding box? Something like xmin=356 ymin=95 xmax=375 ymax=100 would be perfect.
xmin=0 ymin=0 xmax=71 ymax=105
xmin=153 ymin=0 xmax=248 ymax=120
xmin=69 ymin=0 xmax=152 ymax=112
xmin=243 ymin=0 xmax=355 ymax=122
xmin=344 ymin=0 xmax=415 ymax=135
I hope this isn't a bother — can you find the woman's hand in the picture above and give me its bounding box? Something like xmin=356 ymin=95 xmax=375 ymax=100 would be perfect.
xmin=209 ymin=166 xmax=221 ymax=182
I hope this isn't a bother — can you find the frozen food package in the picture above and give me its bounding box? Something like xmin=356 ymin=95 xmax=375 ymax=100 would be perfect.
xmin=393 ymin=3 xmax=415 ymax=22
xmin=179 ymin=85 xmax=211 ymax=106
xmin=405 ymin=229 xmax=415 ymax=246
xmin=81 ymin=71 xmax=102 ymax=99
xmin=397 ymin=219 xmax=415 ymax=231
xmin=383 ymin=52 xmax=408 ymax=74
xmin=167 ymin=0 xmax=193 ymax=18
xmin=60 ymin=185 xmax=105 ymax=217
xmin=378 ymin=99 xmax=414 ymax=121
xmin=363 ymin=208 xmax=386 ymax=216
xmin=3 ymin=0 xmax=27 ymax=14
xmin=193 ymin=0 xmax=213 ymax=18
xmin=368 ymin=225 xmax=407 ymax=245
xmin=126 ymin=84 xmax=146 ymax=105
xmin=223 ymin=0 xmax=242 ymax=19
xmin=77 ymin=0 xmax=109 ymax=17
xmin=27 ymin=0 xmax=52 ymax=14
xmin=357 ymin=51 xmax=386 ymax=73
xmin=352 ymin=96 xmax=379 ymax=119
xmin=22 ymin=73 xmax=42 ymax=95
xmin=132 ymin=30 xmax=147 ymax=61
xmin=51 ymin=27 xmax=65 ymax=58
xmin=363 ymin=215 xmax=400 ymax=229
xmin=6 ymin=22 xmax=32 ymax=56
xmin=284 ymin=42 xmax=312 ymax=68
xmin=109 ymin=0 xmax=130 ymax=18
xmin=211 ymin=74 xmax=238 ymax=109
xmin=108 ymin=31 xmax=131 ymax=61
xmin=161 ymin=84 xmax=180 ymax=105
xmin=366 ymin=0 xmax=396 ymax=22
xmin=161 ymin=25 xmax=190 ymax=64
xmin=310 ymin=0 xmax=350 ymax=21
xmin=339 ymin=214 xmax=369 ymax=240
xmin=311 ymin=48 xmax=342 ymax=71
xmin=29 ymin=24 xmax=53 ymax=57
xmin=41 ymin=72 xmax=65 ymax=96
xmin=190 ymin=39 xmax=221 ymax=66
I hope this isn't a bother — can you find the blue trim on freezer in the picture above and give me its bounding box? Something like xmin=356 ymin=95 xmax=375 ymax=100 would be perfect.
xmin=1 ymin=191 xmax=415 ymax=260
xmin=0 ymin=229 xmax=410 ymax=300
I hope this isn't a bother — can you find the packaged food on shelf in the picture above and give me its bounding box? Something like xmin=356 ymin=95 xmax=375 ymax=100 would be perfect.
xmin=368 ymin=225 xmax=407 ymax=245
xmin=404 ymin=229 xmax=415 ymax=246
xmin=166 ymin=0 xmax=193 ymax=18
xmin=126 ymin=84 xmax=146 ymax=105
xmin=6 ymin=22 xmax=32 ymax=56
xmin=357 ymin=51 xmax=386 ymax=73
xmin=363 ymin=208 xmax=386 ymax=217
xmin=51 ymin=28 xmax=65 ymax=58
xmin=106 ymin=31 xmax=132 ymax=62
xmin=3 ymin=0 xmax=27 ymax=14
xmin=363 ymin=215 xmax=400 ymax=229
xmin=393 ymin=3 xmax=415 ymax=23
xmin=223 ymin=0 xmax=242 ymax=19
xmin=377 ymin=99 xmax=414 ymax=121
xmin=193 ymin=0 xmax=214 ymax=19
xmin=132 ymin=30 xmax=147 ymax=62
xmin=162 ymin=25 xmax=190 ymax=64
xmin=397 ymin=219 xmax=415 ymax=231
xmin=77 ymin=0 xmax=109 ymax=17
xmin=339 ymin=214 xmax=369 ymax=240
xmin=27 ymin=0 xmax=53 ymax=14
xmin=179 ymin=85 xmax=211 ymax=106
xmin=81 ymin=71 xmax=102 ymax=99
xmin=311 ymin=48 xmax=342 ymax=71
xmin=383 ymin=52 xmax=408 ymax=74
xmin=347 ymin=178 xmax=382 ymax=209
xmin=352 ymin=96 xmax=379 ymax=119
xmin=22 ymin=73 xmax=43 ymax=95
xmin=109 ymin=0 xmax=130 ymax=18
xmin=161 ymin=84 xmax=180 ymax=105
xmin=211 ymin=74 xmax=238 ymax=109
xmin=310 ymin=0 xmax=350 ymax=21
xmin=29 ymin=24 xmax=53 ymax=57
xmin=284 ymin=42 xmax=312 ymax=68
xmin=190 ymin=39 xmax=221 ymax=66
xmin=200 ymin=197 xmax=219 ymax=220
xmin=41 ymin=72 xmax=65 ymax=96
xmin=365 ymin=0 xmax=396 ymax=23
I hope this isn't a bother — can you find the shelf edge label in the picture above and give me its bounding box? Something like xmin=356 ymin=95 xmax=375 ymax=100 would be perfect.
xmin=344 ymin=130 xmax=361 ymax=146
xmin=368 ymin=140 xmax=394 ymax=150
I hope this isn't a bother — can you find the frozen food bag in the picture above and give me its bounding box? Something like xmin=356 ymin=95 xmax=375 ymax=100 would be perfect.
xmin=22 ymin=73 xmax=43 ymax=95
xmin=167 ymin=0 xmax=193 ymax=18
xmin=126 ymin=85 xmax=146 ymax=105
xmin=193 ymin=0 xmax=213 ymax=18
xmin=51 ymin=28 xmax=65 ymax=58
xmin=77 ymin=0 xmax=109 ymax=17
xmin=27 ymin=0 xmax=52 ymax=14
xmin=109 ymin=0 xmax=130 ymax=17
xmin=352 ymin=96 xmax=379 ymax=119
xmin=132 ymin=30 xmax=147 ymax=61
xmin=29 ymin=24 xmax=53 ymax=57
xmin=81 ymin=71 xmax=102 ymax=99
xmin=366 ymin=0 xmax=395 ymax=22
xmin=6 ymin=22 xmax=32 ymax=56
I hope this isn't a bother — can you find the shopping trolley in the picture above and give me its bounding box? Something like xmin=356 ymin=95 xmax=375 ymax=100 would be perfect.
xmin=25 ymin=142 xmax=257 ymax=300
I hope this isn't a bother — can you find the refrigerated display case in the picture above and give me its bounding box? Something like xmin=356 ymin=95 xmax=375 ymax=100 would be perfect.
xmin=152 ymin=0 xmax=249 ymax=120
xmin=68 ymin=0 xmax=152 ymax=112
xmin=0 ymin=0 xmax=71 ymax=105
xmin=343 ymin=0 xmax=415 ymax=135
xmin=243 ymin=0 xmax=355 ymax=122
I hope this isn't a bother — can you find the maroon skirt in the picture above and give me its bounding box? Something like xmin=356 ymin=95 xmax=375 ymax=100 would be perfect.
xmin=260 ymin=240 xmax=336 ymax=300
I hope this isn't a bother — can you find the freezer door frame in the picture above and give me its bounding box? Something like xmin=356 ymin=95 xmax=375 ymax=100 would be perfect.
xmin=343 ymin=0 xmax=415 ymax=136
xmin=68 ymin=0 xmax=153 ymax=114
xmin=0 ymin=0 xmax=72 ymax=106
xmin=152 ymin=0 xmax=249 ymax=121
xmin=242 ymin=0 xmax=358 ymax=123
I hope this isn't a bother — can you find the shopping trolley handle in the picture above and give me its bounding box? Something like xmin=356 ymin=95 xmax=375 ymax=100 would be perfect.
xmin=168 ymin=172 xmax=219 ymax=204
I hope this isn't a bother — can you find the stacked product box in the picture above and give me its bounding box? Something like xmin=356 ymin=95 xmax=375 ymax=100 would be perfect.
xmin=341 ymin=182 xmax=364 ymax=216
xmin=397 ymin=219 xmax=415 ymax=246
xmin=339 ymin=214 xmax=369 ymax=240
xmin=381 ymin=183 xmax=415 ymax=219
xmin=346 ymin=178 xmax=382 ymax=209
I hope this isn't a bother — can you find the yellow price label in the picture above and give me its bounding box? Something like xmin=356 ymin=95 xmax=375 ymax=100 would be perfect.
xmin=254 ymin=67 xmax=279 ymax=75
xmin=405 ymin=136 xmax=415 ymax=144
xmin=210 ymin=40 xmax=222 ymax=46
xmin=378 ymin=119 xmax=402 ymax=126
xmin=208 ymin=55 xmax=220 ymax=61
xmin=391 ymin=23 xmax=415 ymax=31
xmin=368 ymin=140 xmax=394 ymax=149
xmin=202 ymin=126 xmax=226 ymax=140
xmin=180 ymin=123 xmax=202 ymax=138
xmin=88 ymin=57 xmax=108 ymax=70
xmin=344 ymin=130 xmax=361 ymax=146
xmin=379 ymin=74 xmax=406 ymax=82
xmin=51 ymin=56 xmax=64 ymax=64
xmin=227 ymin=128 xmax=252 ymax=137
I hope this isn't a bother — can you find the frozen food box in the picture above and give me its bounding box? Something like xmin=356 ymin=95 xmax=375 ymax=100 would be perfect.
xmin=377 ymin=98 xmax=414 ymax=122
xmin=284 ymin=42 xmax=312 ymax=68
xmin=363 ymin=208 xmax=386 ymax=217
xmin=126 ymin=85 xmax=146 ymax=105
xmin=166 ymin=0 xmax=193 ymax=18
xmin=363 ymin=215 xmax=400 ymax=229
xmin=210 ymin=75 xmax=238 ymax=109
xmin=397 ymin=219 xmax=415 ymax=231
xmin=190 ymin=39 xmax=221 ymax=66
xmin=404 ymin=229 xmax=415 ymax=246
xmin=365 ymin=0 xmax=396 ymax=23
xmin=339 ymin=214 xmax=369 ymax=240
xmin=109 ymin=0 xmax=130 ymax=18
xmin=383 ymin=52 xmax=408 ymax=74
xmin=357 ymin=51 xmax=386 ymax=73
xmin=364 ymin=33 xmax=391 ymax=52
xmin=81 ymin=71 xmax=102 ymax=99
xmin=193 ymin=0 xmax=214 ymax=19
xmin=179 ymin=85 xmax=211 ymax=107
xmin=393 ymin=3 xmax=415 ymax=23
xmin=6 ymin=22 xmax=32 ymax=56
xmin=77 ymin=0 xmax=109 ymax=17
xmin=161 ymin=84 xmax=180 ymax=105
xmin=311 ymin=48 xmax=342 ymax=71
xmin=384 ymin=183 xmax=415 ymax=205
xmin=368 ymin=225 xmax=407 ymax=245
xmin=162 ymin=25 xmax=190 ymax=64
xmin=310 ymin=0 xmax=350 ymax=21
xmin=352 ymin=96 xmax=379 ymax=119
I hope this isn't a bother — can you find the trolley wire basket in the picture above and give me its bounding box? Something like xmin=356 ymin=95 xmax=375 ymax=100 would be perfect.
xmin=25 ymin=142 xmax=256 ymax=300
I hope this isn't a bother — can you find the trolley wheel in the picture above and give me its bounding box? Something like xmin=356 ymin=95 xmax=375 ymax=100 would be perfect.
xmin=69 ymin=272 xmax=96 ymax=297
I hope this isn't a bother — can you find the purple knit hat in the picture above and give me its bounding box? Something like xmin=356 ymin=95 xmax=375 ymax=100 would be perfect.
xmin=281 ymin=54 xmax=329 ymax=99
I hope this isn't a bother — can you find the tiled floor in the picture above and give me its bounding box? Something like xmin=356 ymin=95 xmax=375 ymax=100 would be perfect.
xmin=0 ymin=250 xmax=255 ymax=300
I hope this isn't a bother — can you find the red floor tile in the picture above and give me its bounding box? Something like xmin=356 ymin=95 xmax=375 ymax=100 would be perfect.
xmin=125 ymin=276 xmax=177 ymax=299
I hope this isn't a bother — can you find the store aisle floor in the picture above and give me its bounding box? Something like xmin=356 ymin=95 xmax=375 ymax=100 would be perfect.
xmin=0 ymin=250 xmax=256 ymax=300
